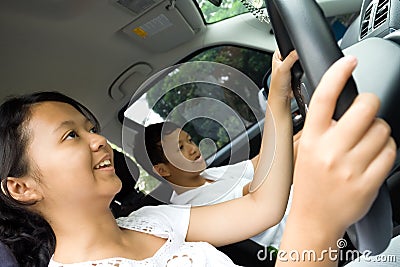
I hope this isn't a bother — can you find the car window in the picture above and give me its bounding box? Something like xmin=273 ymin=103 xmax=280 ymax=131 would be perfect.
xmin=196 ymin=0 xmax=259 ymax=24
xmin=124 ymin=46 xmax=272 ymax=158
xmin=123 ymin=45 xmax=272 ymax=192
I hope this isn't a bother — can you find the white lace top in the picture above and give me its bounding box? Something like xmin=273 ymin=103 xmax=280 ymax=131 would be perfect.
xmin=48 ymin=205 xmax=240 ymax=267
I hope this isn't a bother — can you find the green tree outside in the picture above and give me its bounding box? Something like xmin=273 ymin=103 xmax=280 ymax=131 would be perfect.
xmin=145 ymin=46 xmax=271 ymax=156
xmin=197 ymin=0 xmax=249 ymax=23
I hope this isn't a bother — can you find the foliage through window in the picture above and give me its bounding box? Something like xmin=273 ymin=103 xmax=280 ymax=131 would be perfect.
xmin=125 ymin=46 xmax=271 ymax=155
xmin=196 ymin=0 xmax=250 ymax=24
xmin=124 ymin=45 xmax=271 ymax=192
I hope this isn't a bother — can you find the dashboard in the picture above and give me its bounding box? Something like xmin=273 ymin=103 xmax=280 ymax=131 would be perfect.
xmin=359 ymin=0 xmax=399 ymax=39
xmin=342 ymin=0 xmax=400 ymax=48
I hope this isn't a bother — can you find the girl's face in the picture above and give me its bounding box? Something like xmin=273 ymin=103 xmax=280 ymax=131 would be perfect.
xmin=25 ymin=101 xmax=121 ymax=211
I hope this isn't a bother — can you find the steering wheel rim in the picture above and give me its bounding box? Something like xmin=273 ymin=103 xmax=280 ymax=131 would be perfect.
xmin=265 ymin=0 xmax=393 ymax=255
xmin=266 ymin=0 xmax=358 ymax=120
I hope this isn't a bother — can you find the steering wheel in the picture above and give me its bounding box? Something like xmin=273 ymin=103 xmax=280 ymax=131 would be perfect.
xmin=265 ymin=0 xmax=393 ymax=255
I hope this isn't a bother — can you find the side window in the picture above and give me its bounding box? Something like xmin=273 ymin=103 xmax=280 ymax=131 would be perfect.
xmin=124 ymin=46 xmax=272 ymax=192
xmin=125 ymin=46 xmax=272 ymax=156
xmin=189 ymin=46 xmax=272 ymax=88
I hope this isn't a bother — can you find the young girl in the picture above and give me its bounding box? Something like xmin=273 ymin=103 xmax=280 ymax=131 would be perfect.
xmin=0 ymin=50 xmax=297 ymax=266
xmin=0 ymin=52 xmax=394 ymax=267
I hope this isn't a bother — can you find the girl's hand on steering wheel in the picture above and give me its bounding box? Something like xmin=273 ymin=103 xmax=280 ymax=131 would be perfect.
xmin=291 ymin=55 xmax=396 ymax=233
xmin=269 ymin=49 xmax=298 ymax=104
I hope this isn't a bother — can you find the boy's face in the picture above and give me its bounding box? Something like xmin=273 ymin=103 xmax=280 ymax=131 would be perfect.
xmin=161 ymin=128 xmax=207 ymax=174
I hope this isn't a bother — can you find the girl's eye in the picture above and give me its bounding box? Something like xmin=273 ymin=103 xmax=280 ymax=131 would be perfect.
xmin=65 ymin=131 xmax=78 ymax=140
xmin=179 ymin=145 xmax=184 ymax=150
xmin=189 ymin=138 xmax=193 ymax=143
xmin=89 ymin=126 xmax=98 ymax=134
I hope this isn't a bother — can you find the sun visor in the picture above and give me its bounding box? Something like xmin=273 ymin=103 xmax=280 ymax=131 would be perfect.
xmin=120 ymin=1 xmax=196 ymax=52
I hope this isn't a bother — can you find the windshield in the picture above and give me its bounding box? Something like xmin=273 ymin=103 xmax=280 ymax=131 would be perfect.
xmin=196 ymin=0 xmax=262 ymax=23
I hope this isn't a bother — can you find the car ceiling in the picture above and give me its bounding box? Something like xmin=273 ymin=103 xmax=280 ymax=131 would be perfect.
xmin=0 ymin=0 xmax=362 ymax=147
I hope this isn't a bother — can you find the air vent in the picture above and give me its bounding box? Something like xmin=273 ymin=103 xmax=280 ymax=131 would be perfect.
xmin=373 ymin=0 xmax=389 ymax=29
xmin=360 ymin=3 xmax=373 ymax=39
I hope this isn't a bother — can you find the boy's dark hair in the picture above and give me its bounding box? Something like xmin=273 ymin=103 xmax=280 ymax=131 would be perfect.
xmin=133 ymin=121 xmax=180 ymax=178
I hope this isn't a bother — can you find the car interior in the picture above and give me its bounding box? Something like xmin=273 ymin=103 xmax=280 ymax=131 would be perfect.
xmin=1 ymin=0 xmax=400 ymax=266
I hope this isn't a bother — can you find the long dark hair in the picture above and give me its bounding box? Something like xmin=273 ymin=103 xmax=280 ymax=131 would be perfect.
xmin=0 ymin=91 xmax=100 ymax=266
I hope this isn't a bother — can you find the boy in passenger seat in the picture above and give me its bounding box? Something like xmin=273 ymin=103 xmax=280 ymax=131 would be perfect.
xmin=134 ymin=50 xmax=300 ymax=250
